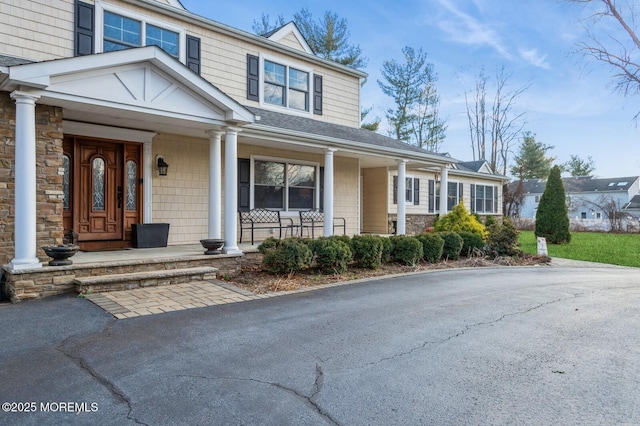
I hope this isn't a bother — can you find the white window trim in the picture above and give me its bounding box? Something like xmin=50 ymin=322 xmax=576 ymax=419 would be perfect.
xmin=250 ymin=155 xmax=320 ymax=213
xmin=447 ymin=180 xmax=461 ymax=208
xmin=95 ymin=1 xmax=187 ymax=64
xmin=259 ymin=54 xmax=315 ymax=117
xmin=473 ymin=183 xmax=497 ymax=214
xmin=405 ymin=175 xmax=415 ymax=204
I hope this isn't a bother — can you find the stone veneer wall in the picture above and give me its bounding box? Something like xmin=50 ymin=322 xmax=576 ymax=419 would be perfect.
xmin=387 ymin=214 xmax=438 ymax=235
xmin=3 ymin=251 xmax=262 ymax=302
xmin=0 ymin=92 xmax=65 ymax=266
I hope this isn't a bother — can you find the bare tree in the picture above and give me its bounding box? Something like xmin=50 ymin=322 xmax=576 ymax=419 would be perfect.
xmin=570 ymin=0 xmax=640 ymax=120
xmin=465 ymin=69 xmax=487 ymax=163
xmin=464 ymin=67 xmax=527 ymax=175
xmin=503 ymin=179 xmax=526 ymax=218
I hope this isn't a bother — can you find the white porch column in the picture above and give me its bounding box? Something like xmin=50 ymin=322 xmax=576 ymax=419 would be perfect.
xmin=223 ymin=127 xmax=242 ymax=254
xmin=396 ymin=160 xmax=407 ymax=235
xmin=439 ymin=166 xmax=449 ymax=215
xmin=208 ymin=130 xmax=222 ymax=239
xmin=10 ymin=91 xmax=42 ymax=270
xmin=323 ymin=148 xmax=336 ymax=236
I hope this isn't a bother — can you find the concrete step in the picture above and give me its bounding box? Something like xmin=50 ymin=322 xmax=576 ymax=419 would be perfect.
xmin=75 ymin=266 xmax=218 ymax=294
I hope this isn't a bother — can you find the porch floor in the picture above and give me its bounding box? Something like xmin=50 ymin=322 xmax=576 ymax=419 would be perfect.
xmin=72 ymin=243 xmax=259 ymax=265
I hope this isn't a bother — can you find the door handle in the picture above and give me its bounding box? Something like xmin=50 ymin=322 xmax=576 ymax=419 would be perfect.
xmin=117 ymin=186 xmax=123 ymax=209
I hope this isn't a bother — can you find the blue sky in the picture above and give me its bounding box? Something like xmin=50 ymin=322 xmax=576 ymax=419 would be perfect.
xmin=180 ymin=0 xmax=640 ymax=178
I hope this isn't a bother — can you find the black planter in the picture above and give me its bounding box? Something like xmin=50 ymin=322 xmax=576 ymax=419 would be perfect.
xmin=42 ymin=244 xmax=79 ymax=266
xmin=132 ymin=223 xmax=170 ymax=248
xmin=200 ymin=239 xmax=224 ymax=255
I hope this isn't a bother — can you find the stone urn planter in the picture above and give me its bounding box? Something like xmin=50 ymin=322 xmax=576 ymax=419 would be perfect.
xmin=200 ymin=239 xmax=224 ymax=255
xmin=42 ymin=244 xmax=79 ymax=266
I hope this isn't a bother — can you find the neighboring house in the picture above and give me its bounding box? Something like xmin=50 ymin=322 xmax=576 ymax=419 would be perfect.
xmin=0 ymin=0 xmax=502 ymax=270
xmin=512 ymin=176 xmax=640 ymax=231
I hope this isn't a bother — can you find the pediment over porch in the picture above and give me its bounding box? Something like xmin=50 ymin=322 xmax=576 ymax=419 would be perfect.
xmin=3 ymin=46 xmax=254 ymax=134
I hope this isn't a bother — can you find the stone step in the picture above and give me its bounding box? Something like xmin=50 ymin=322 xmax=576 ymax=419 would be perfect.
xmin=75 ymin=266 xmax=219 ymax=294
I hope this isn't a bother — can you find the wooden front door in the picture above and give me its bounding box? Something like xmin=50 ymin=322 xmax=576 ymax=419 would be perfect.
xmin=64 ymin=136 xmax=143 ymax=250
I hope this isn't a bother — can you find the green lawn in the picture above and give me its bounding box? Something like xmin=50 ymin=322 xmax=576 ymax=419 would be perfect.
xmin=519 ymin=231 xmax=640 ymax=268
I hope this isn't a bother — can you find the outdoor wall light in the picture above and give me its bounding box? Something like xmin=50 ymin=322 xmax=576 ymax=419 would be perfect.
xmin=156 ymin=155 xmax=169 ymax=176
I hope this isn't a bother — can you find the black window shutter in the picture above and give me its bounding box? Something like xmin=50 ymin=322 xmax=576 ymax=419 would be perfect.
xmin=247 ymin=54 xmax=260 ymax=101
xmin=75 ymin=0 xmax=94 ymax=56
xmin=319 ymin=167 xmax=324 ymax=211
xmin=393 ymin=175 xmax=398 ymax=204
xmin=459 ymin=183 xmax=464 ymax=205
xmin=238 ymin=158 xmax=250 ymax=211
xmin=428 ymin=180 xmax=435 ymax=212
xmin=313 ymin=74 xmax=323 ymax=115
xmin=470 ymin=184 xmax=476 ymax=213
xmin=186 ymin=35 xmax=201 ymax=74
xmin=414 ymin=178 xmax=420 ymax=205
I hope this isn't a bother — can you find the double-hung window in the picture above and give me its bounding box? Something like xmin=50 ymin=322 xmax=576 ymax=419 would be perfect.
xmin=253 ymin=159 xmax=317 ymax=210
xmin=263 ymin=60 xmax=309 ymax=111
xmin=393 ymin=176 xmax=420 ymax=205
xmin=471 ymin=184 xmax=497 ymax=213
xmin=102 ymin=10 xmax=180 ymax=58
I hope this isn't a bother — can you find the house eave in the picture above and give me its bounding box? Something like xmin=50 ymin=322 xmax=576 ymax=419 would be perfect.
xmin=121 ymin=0 xmax=368 ymax=79
xmin=243 ymin=124 xmax=453 ymax=166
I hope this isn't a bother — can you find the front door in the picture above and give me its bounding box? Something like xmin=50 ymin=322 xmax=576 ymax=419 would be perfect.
xmin=64 ymin=136 xmax=143 ymax=250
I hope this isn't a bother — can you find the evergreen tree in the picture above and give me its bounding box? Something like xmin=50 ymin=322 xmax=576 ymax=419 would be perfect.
xmin=535 ymin=165 xmax=571 ymax=244
xmin=252 ymin=9 xmax=367 ymax=69
xmin=561 ymin=155 xmax=595 ymax=176
xmin=510 ymin=132 xmax=555 ymax=178
xmin=378 ymin=46 xmax=446 ymax=148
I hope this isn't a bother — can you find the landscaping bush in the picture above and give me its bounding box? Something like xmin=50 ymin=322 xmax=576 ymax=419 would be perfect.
xmin=309 ymin=237 xmax=352 ymax=274
xmin=262 ymin=238 xmax=313 ymax=274
xmin=380 ymin=236 xmax=393 ymax=263
xmin=350 ymin=234 xmax=384 ymax=269
xmin=484 ymin=215 xmax=497 ymax=227
xmin=486 ymin=217 xmax=521 ymax=258
xmin=257 ymin=236 xmax=280 ymax=254
xmin=415 ymin=233 xmax=444 ymax=263
xmin=459 ymin=231 xmax=485 ymax=257
xmin=389 ymin=235 xmax=423 ymax=266
xmin=438 ymin=231 xmax=463 ymax=261
xmin=434 ymin=202 xmax=487 ymax=239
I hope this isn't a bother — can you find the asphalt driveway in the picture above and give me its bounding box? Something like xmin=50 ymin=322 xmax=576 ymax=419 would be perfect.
xmin=1 ymin=265 xmax=639 ymax=425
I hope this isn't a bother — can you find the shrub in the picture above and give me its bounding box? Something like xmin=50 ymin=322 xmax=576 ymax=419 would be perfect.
xmin=350 ymin=235 xmax=384 ymax=269
xmin=438 ymin=231 xmax=463 ymax=261
xmin=434 ymin=202 xmax=487 ymax=239
xmin=390 ymin=235 xmax=423 ymax=266
xmin=535 ymin=165 xmax=571 ymax=244
xmin=262 ymin=238 xmax=313 ymax=274
xmin=459 ymin=231 xmax=485 ymax=257
xmin=380 ymin=236 xmax=393 ymax=263
xmin=309 ymin=237 xmax=352 ymax=274
xmin=415 ymin=233 xmax=444 ymax=263
xmin=486 ymin=217 xmax=521 ymax=258
xmin=257 ymin=236 xmax=280 ymax=254
xmin=484 ymin=215 xmax=498 ymax=228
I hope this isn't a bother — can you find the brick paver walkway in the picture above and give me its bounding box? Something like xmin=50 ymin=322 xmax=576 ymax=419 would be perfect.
xmin=85 ymin=280 xmax=272 ymax=319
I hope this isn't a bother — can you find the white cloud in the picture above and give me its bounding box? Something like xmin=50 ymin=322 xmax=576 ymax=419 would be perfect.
xmin=519 ymin=48 xmax=551 ymax=70
xmin=434 ymin=0 xmax=512 ymax=60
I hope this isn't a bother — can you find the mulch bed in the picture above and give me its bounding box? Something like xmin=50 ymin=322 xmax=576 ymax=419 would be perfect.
xmin=225 ymin=254 xmax=551 ymax=294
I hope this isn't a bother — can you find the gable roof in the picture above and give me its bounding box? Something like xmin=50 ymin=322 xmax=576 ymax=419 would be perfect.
xmin=1 ymin=47 xmax=254 ymax=131
xmin=244 ymin=106 xmax=451 ymax=165
xmin=623 ymin=194 xmax=640 ymax=210
xmin=263 ymin=22 xmax=314 ymax=54
xmin=513 ymin=176 xmax=639 ymax=194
